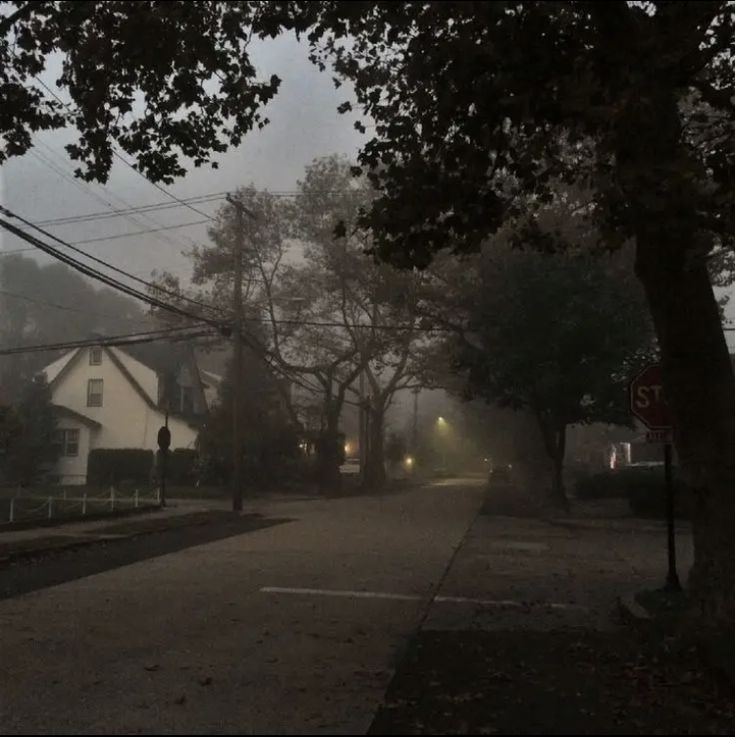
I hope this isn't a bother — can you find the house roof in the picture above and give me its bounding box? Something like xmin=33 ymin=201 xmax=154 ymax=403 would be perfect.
xmin=51 ymin=404 xmax=102 ymax=429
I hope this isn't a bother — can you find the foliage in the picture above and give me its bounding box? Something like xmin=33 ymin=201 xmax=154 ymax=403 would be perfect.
xmin=0 ymin=374 xmax=58 ymax=486
xmin=0 ymin=255 xmax=148 ymax=394
xmin=0 ymin=1 xmax=292 ymax=183
xmin=87 ymin=448 xmax=154 ymax=486
xmin=197 ymin=353 xmax=301 ymax=487
xmin=161 ymin=448 xmax=199 ymax=487
xmin=461 ymin=245 xmax=654 ymax=426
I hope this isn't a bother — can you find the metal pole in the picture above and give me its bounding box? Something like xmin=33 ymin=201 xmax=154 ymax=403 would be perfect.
xmin=82 ymin=492 xmax=87 ymax=515
xmin=412 ymin=388 xmax=419 ymax=452
xmin=9 ymin=497 xmax=14 ymax=523
xmin=229 ymin=195 xmax=245 ymax=513
xmin=358 ymin=372 xmax=366 ymax=483
xmin=160 ymin=411 xmax=169 ymax=508
xmin=664 ymin=442 xmax=681 ymax=591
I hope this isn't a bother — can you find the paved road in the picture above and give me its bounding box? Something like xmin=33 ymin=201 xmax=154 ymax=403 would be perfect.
xmin=0 ymin=479 xmax=484 ymax=735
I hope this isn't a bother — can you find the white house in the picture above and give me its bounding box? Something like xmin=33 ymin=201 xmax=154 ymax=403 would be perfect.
xmin=41 ymin=344 xmax=220 ymax=485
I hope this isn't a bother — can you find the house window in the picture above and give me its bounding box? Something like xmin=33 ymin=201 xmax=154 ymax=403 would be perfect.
xmin=87 ymin=379 xmax=104 ymax=407
xmin=89 ymin=347 xmax=102 ymax=365
xmin=53 ymin=429 xmax=80 ymax=457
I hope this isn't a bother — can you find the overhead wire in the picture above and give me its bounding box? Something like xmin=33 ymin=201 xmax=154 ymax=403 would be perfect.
xmin=0 ymin=325 xmax=216 ymax=356
xmin=0 ymin=206 xmax=228 ymax=319
xmin=0 ymin=214 xmax=227 ymax=330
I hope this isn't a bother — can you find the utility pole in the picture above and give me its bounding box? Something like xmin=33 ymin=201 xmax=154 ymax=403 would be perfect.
xmin=227 ymin=194 xmax=245 ymax=513
xmin=358 ymin=371 xmax=366 ymax=484
xmin=412 ymin=388 xmax=419 ymax=452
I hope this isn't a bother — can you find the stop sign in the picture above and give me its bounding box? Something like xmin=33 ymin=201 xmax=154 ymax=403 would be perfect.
xmin=629 ymin=364 xmax=672 ymax=430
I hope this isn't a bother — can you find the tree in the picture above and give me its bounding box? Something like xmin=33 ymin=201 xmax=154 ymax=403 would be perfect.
xmin=8 ymin=2 xmax=735 ymax=622
xmin=452 ymin=242 xmax=654 ymax=509
xmin=281 ymin=155 xmax=427 ymax=490
xmin=0 ymin=255 xmax=149 ymax=394
xmin=197 ymin=350 xmax=300 ymax=488
xmin=297 ymin=2 xmax=735 ymax=627
xmin=1 ymin=1 xmax=288 ymax=183
xmin=0 ymin=374 xmax=58 ymax=486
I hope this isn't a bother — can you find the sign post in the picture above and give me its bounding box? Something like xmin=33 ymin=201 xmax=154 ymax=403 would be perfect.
xmin=629 ymin=364 xmax=681 ymax=591
xmin=157 ymin=414 xmax=171 ymax=509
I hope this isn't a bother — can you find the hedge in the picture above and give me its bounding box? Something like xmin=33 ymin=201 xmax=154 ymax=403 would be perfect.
xmin=158 ymin=448 xmax=198 ymax=486
xmin=87 ymin=448 xmax=155 ymax=486
xmin=575 ymin=467 xmax=691 ymax=518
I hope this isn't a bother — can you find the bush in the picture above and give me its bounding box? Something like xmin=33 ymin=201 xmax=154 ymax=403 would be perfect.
xmin=160 ymin=448 xmax=198 ymax=486
xmin=575 ymin=471 xmax=629 ymax=499
xmin=87 ymin=448 xmax=155 ymax=486
xmin=575 ymin=467 xmax=691 ymax=518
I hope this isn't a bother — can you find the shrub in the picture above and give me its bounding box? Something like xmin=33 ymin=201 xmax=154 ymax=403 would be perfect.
xmin=160 ymin=448 xmax=198 ymax=486
xmin=87 ymin=448 xmax=154 ymax=486
xmin=575 ymin=471 xmax=628 ymax=499
xmin=575 ymin=466 xmax=691 ymax=518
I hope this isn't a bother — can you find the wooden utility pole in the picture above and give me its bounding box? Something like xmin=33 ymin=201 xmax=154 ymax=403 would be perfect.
xmin=227 ymin=194 xmax=244 ymax=513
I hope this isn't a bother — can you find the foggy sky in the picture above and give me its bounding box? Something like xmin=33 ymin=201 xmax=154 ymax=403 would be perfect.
xmin=2 ymin=30 xmax=734 ymax=346
xmin=0 ymin=34 xmax=365 ymax=280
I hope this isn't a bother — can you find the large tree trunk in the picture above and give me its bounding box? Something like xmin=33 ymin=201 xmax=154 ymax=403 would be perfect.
xmin=535 ymin=412 xmax=570 ymax=511
xmin=636 ymin=238 xmax=735 ymax=627
xmin=616 ymin=84 xmax=735 ymax=628
xmin=316 ymin=407 xmax=342 ymax=495
xmin=363 ymin=406 xmax=387 ymax=491
xmin=550 ymin=425 xmax=568 ymax=512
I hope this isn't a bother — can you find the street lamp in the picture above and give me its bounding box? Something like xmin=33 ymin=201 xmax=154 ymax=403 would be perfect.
xmin=435 ymin=416 xmax=449 ymax=471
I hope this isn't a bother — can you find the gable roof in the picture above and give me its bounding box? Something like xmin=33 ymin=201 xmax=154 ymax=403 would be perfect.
xmin=52 ymin=404 xmax=102 ymax=429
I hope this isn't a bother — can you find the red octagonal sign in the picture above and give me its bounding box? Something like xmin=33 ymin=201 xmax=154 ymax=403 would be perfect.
xmin=629 ymin=364 xmax=672 ymax=430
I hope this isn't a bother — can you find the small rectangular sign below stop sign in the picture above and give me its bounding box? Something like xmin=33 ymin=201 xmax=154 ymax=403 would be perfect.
xmin=629 ymin=364 xmax=673 ymax=431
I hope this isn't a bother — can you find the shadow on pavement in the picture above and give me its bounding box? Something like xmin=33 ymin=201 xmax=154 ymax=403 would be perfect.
xmin=0 ymin=513 xmax=292 ymax=601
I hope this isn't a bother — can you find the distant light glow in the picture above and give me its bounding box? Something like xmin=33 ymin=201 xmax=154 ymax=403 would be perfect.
xmin=404 ymin=455 xmax=415 ymax=468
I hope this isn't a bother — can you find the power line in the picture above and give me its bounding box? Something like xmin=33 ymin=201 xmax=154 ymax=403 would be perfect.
xmin=30 ymin=136 xmax=204 ymax=253
xmin=0 ymin=288 xmax=139 ymax=320
xmin=0 ymin=248 xmax=35 ymax=256
xmin=34 ymin=193 xmax=228 ymax=227
xmin=68 ymin=218 xmax=211 ymax=246
xmin=0 ymin=206 xmax=228 ymax=319
xmin=32 ymin=76 xmax=219 ymax=225
xmin=0 ymin=325 xmax=215 ymax=357
xmin=0 ymin=215 xmax=226 ymax=330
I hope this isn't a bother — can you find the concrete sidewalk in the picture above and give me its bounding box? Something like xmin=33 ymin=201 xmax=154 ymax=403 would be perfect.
xmin=425 ymin=510 xmax=693 ymax=632
xmin=0 ymin=479 xmax=485 ymax=734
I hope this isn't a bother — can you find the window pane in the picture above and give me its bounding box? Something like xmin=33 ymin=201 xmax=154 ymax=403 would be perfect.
xmin=90 ymin=347 xmax=102 ymax=365
xmin=65 ymin=429 xmax=80 ymax=457
xmin=87 ymin=379 xmax=103 ymax=407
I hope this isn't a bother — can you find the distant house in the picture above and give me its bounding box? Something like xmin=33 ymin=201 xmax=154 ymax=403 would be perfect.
xmin=40 ymin=343 xmax=221 ymax=485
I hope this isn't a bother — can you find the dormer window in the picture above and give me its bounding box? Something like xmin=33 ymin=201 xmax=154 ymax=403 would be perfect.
xmin=90 ymin=347 xmax=102 ymax=365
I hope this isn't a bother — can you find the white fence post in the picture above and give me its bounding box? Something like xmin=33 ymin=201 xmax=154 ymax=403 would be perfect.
xmin=9 ymin=498 xmax=14 ymax=523
xmin=110 ymin=487 xmax=115 ymax=511
xmin=48 ymin=497 xmax=53 ymax=520
xmin=82 ymin=493 xmax=87 ymax=515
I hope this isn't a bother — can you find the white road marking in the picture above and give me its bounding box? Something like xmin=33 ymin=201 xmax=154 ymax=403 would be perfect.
xmin=260 ymin=586 xmax=420 ymax=602
xmin=259 ymin=586 xmax=588 ymax=611
xmin=434 ymin=595 xmax=588 ymax=611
